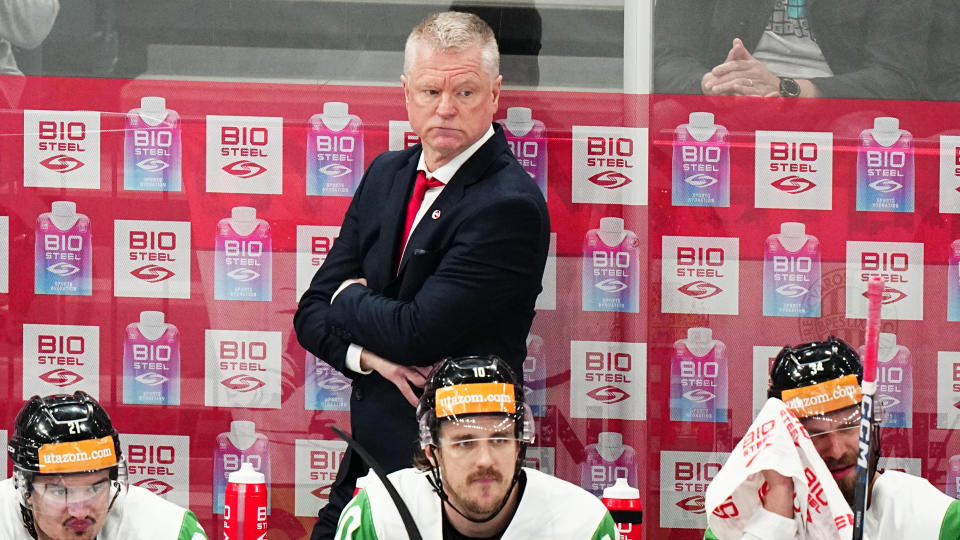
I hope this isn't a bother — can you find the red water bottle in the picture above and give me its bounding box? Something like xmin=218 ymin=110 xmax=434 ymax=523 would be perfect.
xmin=224 ymin=462 xmax=268 ymax=540
xmin=602 ymin=478 xmax=642 ymax=540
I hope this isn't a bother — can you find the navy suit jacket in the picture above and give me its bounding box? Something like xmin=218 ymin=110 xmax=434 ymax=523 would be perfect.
xmin=294 ymin=123 xmax=550 ymax=473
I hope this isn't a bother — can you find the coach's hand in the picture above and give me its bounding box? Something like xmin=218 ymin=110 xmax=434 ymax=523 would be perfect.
xmin=360 ymin=349 xmax=428 ymax=407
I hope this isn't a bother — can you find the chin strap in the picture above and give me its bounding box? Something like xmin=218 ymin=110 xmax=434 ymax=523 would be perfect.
xmin=427 ymin=444 xmax=527 ymax=524
xmin=19 ymin=504 xmax=37 ymax=539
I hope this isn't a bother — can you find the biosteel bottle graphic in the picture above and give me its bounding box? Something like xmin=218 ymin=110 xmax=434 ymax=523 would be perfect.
xmin=672 ymin=112 xmax=730 ymax=207
xmin=215 ymin=207 xmax=272 ymax=301
xmin=524 ymin=333 xmax=546 ymax=417
xmin=306 ymin=102 xmax=364 ymax=197
xmin=762 ymin=222 xmax=821 ymax=317
xmin=123 ymin=311 xmax=180 ymax=405
xmin=948 ymin=455 xmax=960 ymax=498
xmin=213 ymin=420 xmax=271 ymax=515
xmin=123 ymin=96 xmax=182 ymax=191
xmin=859 ymin=333 xmax=912 ymax=428
xmin=580 ymin=432 xmax=638 ymax=497
xmin=305 ymin=351 xmax=351 ymax=411
xmin=497 ymin=107 xmax=548 ymax=198
xmin=949 ymin=239 xmax=960 ymax=321
xmin=857 ymin=117 xmax=914 ymax=212
xmin=35 ymin=201 xmax=92 ymax=296
xmin=582 ymin=217 xmax=640 ymax=313
xmin=670 ymin=327 xmax=728 ymax=422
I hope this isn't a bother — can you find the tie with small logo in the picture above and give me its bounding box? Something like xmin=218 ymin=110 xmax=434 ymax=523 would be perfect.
xmin=397 ymin=170 xmax=443 ymax=271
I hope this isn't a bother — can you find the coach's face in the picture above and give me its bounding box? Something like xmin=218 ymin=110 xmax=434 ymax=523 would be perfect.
xmin=402 ymin=42 xmax=501 ymax=170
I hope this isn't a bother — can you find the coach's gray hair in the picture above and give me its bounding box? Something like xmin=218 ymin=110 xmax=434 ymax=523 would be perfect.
xmin=404 ymin=11 xmax=499 ymax=80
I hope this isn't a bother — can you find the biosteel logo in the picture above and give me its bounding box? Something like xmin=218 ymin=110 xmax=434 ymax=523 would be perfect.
xmin=127 ymin=230 xmax=177 ymax=282
xmin=595 ymin=278 xmax=628 ymax=293
xmin=869 ymin=178 xmax=903 ymax=193
xmin=586 ymin=136 xmax=634 ymax=171
xmin=586 ymin=385 xmax=630 ymax=404
xmin=222 ymin=160 xmax=267 ymax=179
xmin=134 ymin=372 xmax=169 ymax=386
xmin=220 ymin=374 xmax=266 ymax=392
xmin=218 ymin=123 xmax=270 ymax=179
xmin=315 ymin=377 xmax=351 ymax=392
xmin=40 ymin=155 xmax=84 ymax=173
xmin=133 ymin=478 xmax=174 ymax=495
xmin=684 ymin=173 xmax=718 ymax=189
xmin=587 ymin=171 xmax=632 ymax=189
xmin=136 ymin=158 xmax=169 ymax=172
xmin=130 ymin=264 xmax=175 ymax=283
xmin=859 ymin=251 xmax=910 ymax=304
xmin=776 ymin=283 xmax=810 ymax=298
xmin=676 ymin=495 xmax=705 ymax=514
xmin=226 ymin=268 xmax=261 ymax=282
xmin=318 ymin=163 xmax=351 ymax=178
xmin=37 ymin=119 xmax=87 ymax=150
xmin=771 ymin=175 xmax=816 ymax=194
xmin=583 ymin=350 xmax=633 ymax=404
xmin=769 ymin=141 xmax=818 ymax=172
xmin=675 ymin=246 xmax=726 ymax=299
xmin=682 ymin=389 xmax=715 ymax=403
xmin=678 ymin=281 xmax=723 ymax=299
xmin=37 ymin=334 xmax=85 ymax=361
xmin=674 ymin=459 xmax=721 ymax=513
xmin=39 ymin=369 xmax=83 ymax=386
xmin=47 ymin=262 xmax=80 ymax=277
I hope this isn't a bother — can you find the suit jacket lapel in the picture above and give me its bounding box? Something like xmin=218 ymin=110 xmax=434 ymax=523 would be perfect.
xmin=396 ymin=124 xmax=509 ymax=273
xmin=375 ymin=152 xmax=419 ymax=289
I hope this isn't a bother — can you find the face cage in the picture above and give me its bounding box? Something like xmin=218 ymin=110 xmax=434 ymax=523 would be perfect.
xmin=13 ymin=459 xmax=129 ymax=511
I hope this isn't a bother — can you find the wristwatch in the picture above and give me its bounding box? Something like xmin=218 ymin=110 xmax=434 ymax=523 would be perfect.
xmin=779 ymin=77 xmax=801 ymax=98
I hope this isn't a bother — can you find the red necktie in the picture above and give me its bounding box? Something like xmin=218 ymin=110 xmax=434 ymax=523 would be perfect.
xmin=397 ymin=170 xmax=444 ymax=269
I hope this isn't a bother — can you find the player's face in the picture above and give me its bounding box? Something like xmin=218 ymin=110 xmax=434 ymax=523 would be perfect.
xmin=402 ymin=42 xmax=501 ymax=170
xmin=801 ymin=406 xmax=861 ymax=503
xmin=436 ymin=415 xmax=519 ymax=520
xmin=29 ymin=470 xmax=112 ymax=540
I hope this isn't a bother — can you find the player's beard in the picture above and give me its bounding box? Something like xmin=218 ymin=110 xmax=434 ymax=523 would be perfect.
xmin=447 ymin=465 xmax=508 ymax=519
xmin=824 ymin=452 xmax=859 ymax=504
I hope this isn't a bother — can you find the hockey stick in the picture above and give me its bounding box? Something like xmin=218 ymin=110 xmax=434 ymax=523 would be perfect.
xmin=331 ymin=426 xmax=423 ymax=540
xmin=852 ymin=276 xmax=883 ymax=540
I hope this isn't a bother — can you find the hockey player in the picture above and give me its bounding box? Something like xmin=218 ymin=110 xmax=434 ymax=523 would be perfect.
xmin=706 ymin=337 xmax=960 ymax=539
xmin=1 ymin=391 xmax=207 ymax=539
xmin=335 ymin=355 xmax=619 ymax=539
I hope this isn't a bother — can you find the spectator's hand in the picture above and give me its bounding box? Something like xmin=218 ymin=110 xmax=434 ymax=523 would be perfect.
xmin=702 ymin=39 xmax=780 ymax=97
xmin=359 ymin=349 xmax=427 ymax=407
xmin=759 ymin=469 xmax=795 ymax=518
